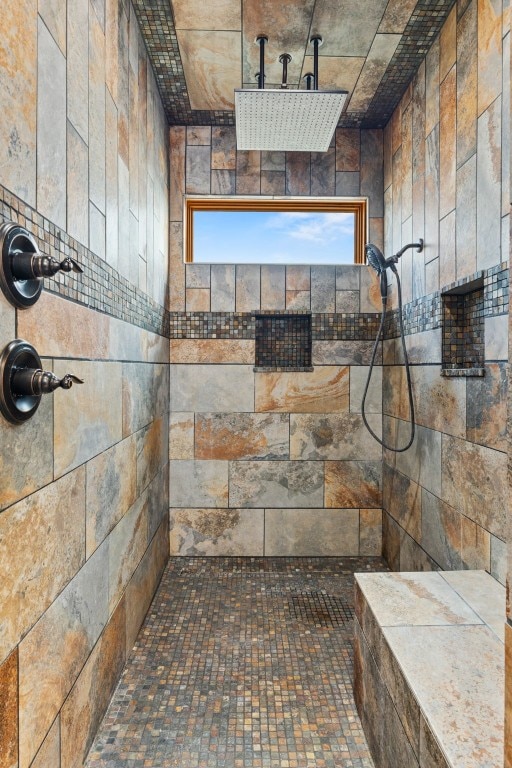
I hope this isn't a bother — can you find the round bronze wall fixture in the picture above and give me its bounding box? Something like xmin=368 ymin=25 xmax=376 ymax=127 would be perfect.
xmin=0 ymin=221 xmax=83 ymax=309
xmin=0 ymin=340 xmax=84 ymax=424
xmin=0 ymin=340 xmax=43 ymax=422
xmin=0 ymin=223 xmax=43 ymax=308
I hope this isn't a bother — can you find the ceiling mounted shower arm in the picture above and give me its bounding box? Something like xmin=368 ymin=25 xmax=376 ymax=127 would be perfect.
xmin=310 ymin=35 xmax=323 ymax=90
xmin=304 ymin=73 xmax=314 ymax=90
xmin=279 ymin=53 xmax=292 ymax=89
xmin=235 ymin=34 xmax=348 ymax=152
xmin=256 ymin=35 xmax=268 ymax=90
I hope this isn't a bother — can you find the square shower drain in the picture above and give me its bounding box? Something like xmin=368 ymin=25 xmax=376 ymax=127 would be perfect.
xmin=288 ymin=592 xmax=354 ymax=627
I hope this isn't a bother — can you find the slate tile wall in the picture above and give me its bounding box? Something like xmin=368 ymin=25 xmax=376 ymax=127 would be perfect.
xmin=382 ymin=0 xmax=509 ymax=589
xmin=0 ymin=1 xmax=170 ymax=766
xmin=168 ymin=125 xmax=385 ymax=557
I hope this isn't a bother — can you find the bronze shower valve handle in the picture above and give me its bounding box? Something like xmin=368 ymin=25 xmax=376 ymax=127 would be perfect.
xmin=0 ymin=221 xmax=83 ymax=308
xmin=0 ymin=340 xmax=84 ymax=424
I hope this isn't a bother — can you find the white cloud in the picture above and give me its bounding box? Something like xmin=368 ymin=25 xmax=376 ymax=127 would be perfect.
xmin=264 ymin=212 xmax=353 ymax=245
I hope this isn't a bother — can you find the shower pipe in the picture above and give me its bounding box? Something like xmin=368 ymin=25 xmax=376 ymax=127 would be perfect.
xmin=362 ymin=239 xmax=424 ymax=452
xmin=255 ymin=34 xmax=322 ymax=90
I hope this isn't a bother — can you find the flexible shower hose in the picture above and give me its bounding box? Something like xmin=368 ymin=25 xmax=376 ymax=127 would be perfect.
xmin=361 ymin=264 xmax=415 ymax=452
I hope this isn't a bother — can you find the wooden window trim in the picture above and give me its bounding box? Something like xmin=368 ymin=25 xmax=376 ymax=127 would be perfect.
xmin=184 ymin=196 xmax=368 ymax=264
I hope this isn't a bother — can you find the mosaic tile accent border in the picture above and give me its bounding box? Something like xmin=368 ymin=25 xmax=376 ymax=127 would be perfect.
xmin=131 ymin=0 xmax=456 ymax=129
xmin=2 ymin=172 xmax=504 ymax=347
xmin=385 ymin=265 xmax=509 ymax=339
xmin=169 ymin=311 xmax=383 ymax=340
xmin=169 ymin=312 xmax=254 ymax=339
xmin=484 ymin=263 xmax=509 ymax=315
xmin=0 ymin=185 xmax=169 ymax=338
xmin=362 ymin=0 xmax=457 ymax=127
xmin=131 ymin=0 xmax=233 ymax=128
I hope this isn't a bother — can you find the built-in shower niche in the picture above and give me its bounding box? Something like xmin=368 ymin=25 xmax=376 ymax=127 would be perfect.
xmin=254 ymin=311 xmax=313 ymax=372
xmin=441 ymin=273 xmax=485 ymax=377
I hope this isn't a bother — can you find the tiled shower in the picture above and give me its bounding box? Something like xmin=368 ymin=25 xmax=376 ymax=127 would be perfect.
xmin=0 ymin=0 xmax=511 ymax=767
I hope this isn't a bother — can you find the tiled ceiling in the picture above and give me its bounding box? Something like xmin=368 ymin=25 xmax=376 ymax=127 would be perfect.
xmin=132 ymin=0 xmax=456 ymax=128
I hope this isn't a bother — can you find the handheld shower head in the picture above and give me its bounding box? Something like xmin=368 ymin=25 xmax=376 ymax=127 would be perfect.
xmin=365 ymin=243 xmax=389 ymax=302
xmin=365 ymin=243 xmax=386 ymax=273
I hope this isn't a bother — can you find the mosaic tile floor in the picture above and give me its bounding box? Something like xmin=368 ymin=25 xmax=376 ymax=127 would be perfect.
xmin=86 ymin=557 xmax=388 ymax=768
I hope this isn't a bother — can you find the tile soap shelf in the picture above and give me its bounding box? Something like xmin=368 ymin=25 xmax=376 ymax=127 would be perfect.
xmin=440 ymin=367 xmax=485 ymax=377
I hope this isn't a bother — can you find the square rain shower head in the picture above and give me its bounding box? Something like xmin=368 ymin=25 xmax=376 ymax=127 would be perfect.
xmin=234 ymin=89 xmax=349 ymax=152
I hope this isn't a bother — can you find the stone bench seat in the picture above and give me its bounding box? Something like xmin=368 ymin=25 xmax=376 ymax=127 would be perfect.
xmin=354 ymin=570 xmax=505 ymax=768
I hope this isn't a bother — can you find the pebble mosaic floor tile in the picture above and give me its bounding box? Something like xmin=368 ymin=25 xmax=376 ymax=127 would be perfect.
xmin=86 ymin=557 xmax=387 ymax=768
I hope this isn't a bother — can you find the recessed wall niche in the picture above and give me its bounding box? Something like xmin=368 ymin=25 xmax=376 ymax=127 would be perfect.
xmin=441 ymin=274 xmax=485 ymax=377
xmin=254 ymin=312 xmax=313 ymax=372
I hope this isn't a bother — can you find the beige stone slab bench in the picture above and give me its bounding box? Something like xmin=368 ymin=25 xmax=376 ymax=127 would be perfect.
xmin=354 ymin=570 xmax=505 ymax=768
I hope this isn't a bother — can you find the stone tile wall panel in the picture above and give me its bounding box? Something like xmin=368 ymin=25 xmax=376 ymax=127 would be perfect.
xmin=107 ymin=489 xmax=149 ymax=614
xmin=264 ymin=508 xmax=360 ymax=556
xmin=169 ymin=413 xmax=195 ymax=459
xmin=53 ymin=360 xmax=123 ymax=477
xmin=442 ymin=434 xmax=508 ymax=539
xmin=86 ymin=436 xmax=137 ymax=557
xmin=31 ymin=718 xmax=60 ymax=768
xmin=0 ymin=396 xmax=54 ymax=513
xmin=146 ymin=466 xmax=169 ymax=543
xmin=37 ymin=19 xmax=67 ymax=230
xmin=477 ymin=96 xmax=503 ymax=271
xmin=0 ymin=650 xmax=18 ymax=768
xmin=410 ymin=365 xmax=466 ymax=438
xmin=195 ymin=413 xmax=289 ymax=461
xmin=0 ymin=469 xmax=85 ymax=664
xmin=466 ymin=362 xmax=507 ymax=451
xmin=18 ymin=544 xmax=109 ymax=767
xmin=125 ymin=517 xmax=169 ymax=654
xmin=255 ymin=367 xmax=350 ymax=414
xmin=0 ymin=3 xmax=170 ymax=766
xmin=325 ymin=461 xmax=382 ymax=509
xmin=60 ymin=598 xmax=127 ymax=768
xmin=420 ymin=489 xmax=462 ymax=570
xmin=506 ymin=623 xmax=512 ymax=768
xmin=290 ymin=413 xmax=382 ymax=461
xmin=382 ymin=464 xmax=422 ymax=541
xmin=136 ymin=416 xmax=169 ymax=495
xmin=389 ymin=421 xmax=442 ymax=499
xmin=170 ymin=364 xmax=255 ymax=412
xmin=169 ymin=460 xmax=229 ymax=508
xmin=229 ymin=461 xmax=324 ymax=509
xmin=169 ymin=508 xmax=265 ymax=556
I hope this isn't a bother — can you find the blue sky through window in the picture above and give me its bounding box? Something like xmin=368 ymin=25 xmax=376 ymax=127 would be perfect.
xmin=193 ymin=210 xmax=355 ymax=264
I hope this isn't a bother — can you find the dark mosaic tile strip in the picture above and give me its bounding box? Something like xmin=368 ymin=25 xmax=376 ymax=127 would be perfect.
xmin=86 ymin=557 xmax=387 ymax=768
xmin=312 ymin=313 xmax=383 ymax=340
xmin=170 ymin=312 xmax=255 ymax=339
xmin=170 ymin=312 xmax=383 ymax=340
xmin=255 ymin=314 xmax=312 ymax=369
xmin=484 ymin=263 xmax=509 ymax=315
xmin=0 ymin=185 xmax=169 ymax=338
xmin=131 ymin=0 xmax=233 ymax=127
xmin=385 ymin=264 xmax=509 ymax=339
xmin=361 ymin=0 xmax=457 ymax=128
xmin=168 ymin=556 xmax=387 ymax=574
xmin=384 ymin=294 xmax=443 ymax=338
xmin=132 ymin=0 xmax=456 ymax=129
